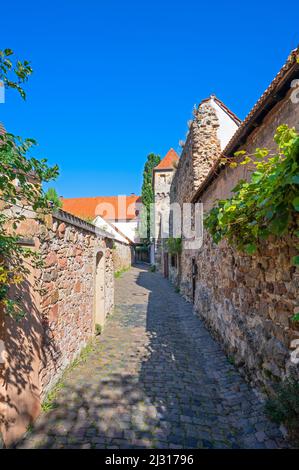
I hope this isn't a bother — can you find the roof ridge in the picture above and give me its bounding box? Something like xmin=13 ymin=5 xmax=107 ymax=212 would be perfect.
xmin=199 ymin=95 xmax=241 ymax=125
xmin=154 ymin=148 xmax=179 ymax=171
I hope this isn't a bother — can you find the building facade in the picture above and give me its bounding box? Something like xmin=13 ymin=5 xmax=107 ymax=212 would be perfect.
xmin=152 ymin=148 xmax=179 ymax=274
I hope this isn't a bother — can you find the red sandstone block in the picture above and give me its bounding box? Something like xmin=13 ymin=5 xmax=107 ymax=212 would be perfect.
xmin=74 ymin=281 xmax=81 ymax=293
xmin=49 ymin=303 xmax=59 ymax=322
xmin=45 ymin=251 xmax=57 ymax=267
xmin=58 ymin=257 xmax=67 ymax=269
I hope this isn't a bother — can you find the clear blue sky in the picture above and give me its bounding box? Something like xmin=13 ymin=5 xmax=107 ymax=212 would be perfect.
xmin=1 ymin=0 xmax=298 ymax=197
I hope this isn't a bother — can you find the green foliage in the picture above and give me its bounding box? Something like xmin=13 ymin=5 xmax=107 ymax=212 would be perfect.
xmin=149 ymin=264 xmax=156 ymax=272
xmin=292 ymin=312 xmax=299 ymax=322
xmin=166 ymin=237 xmax=182 ymax=255
xmin=45 ymin=187 xmax=62 ymax=209
xmin=265 ymin=378 xmax=299 ymax=440
xmin=204 ymin=125 xmax=299 ymax=260
xmin=0 ymin=49 xmax=59 ymax=318
xmin=0 ymin=48 xmax=33 ymax=99
xmin=42 ymin=381 xmax=65 ymax=412
xmin=81 ymin=215 xmax=95 ymax=225
xmin=114 ymin=266 xmax=130 ymax=278
xmin=95 ymin=323 xmax=102 ymax=335
xmin=140 ymin=153 xmax=161 ymax=242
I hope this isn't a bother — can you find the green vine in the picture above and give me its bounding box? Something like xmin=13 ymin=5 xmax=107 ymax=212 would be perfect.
xmin=204 ymin=124 xmax=299 ymax=319
xmin=205 ymin=125 xmax=299 ymax=254
xmin=166 ymin=237 xmax=182 ymax=255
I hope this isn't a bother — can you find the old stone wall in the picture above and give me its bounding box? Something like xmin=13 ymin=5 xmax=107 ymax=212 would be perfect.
xmin=169 ymin=102 xmax=221 ymax=289
xmin=112 ymin=241 xmax=133 ymax=273
xmin=154 ymin=170 xmax=176 ymax=272
xmin=0 ymin=209 xmax=115 ymax=446
xmin=170 ymin=102 xmax=221 ymax=208
xmin=170 ymin=90 xmax=299 ymax=391
xmin=39 ymin=211 xmax=114 ymax=395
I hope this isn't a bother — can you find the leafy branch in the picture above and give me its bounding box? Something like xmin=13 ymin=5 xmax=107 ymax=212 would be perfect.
xmin=0 ymin=49 xmax=58 ymax=318
xmin=0 ymin=48 xmax=33 ymax=99
xmin=204 ymin=124 xmax=299 ymax=319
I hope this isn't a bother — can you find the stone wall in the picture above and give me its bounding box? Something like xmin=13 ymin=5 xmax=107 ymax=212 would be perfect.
xmin=154 ymin=170 xmax=176 ymax=272
xmin=169 ymin=102 xmax=222 ymax=290
xmin=169 ymin=89 xmax=299 ymax=391
xmin=0 ymin=209 xmax=115 ymax=446
xmin=112 ymin=241 xmax=133 ymax=272
xmin=170 ymin=102 xmax=221 ymax=208
xmin=39 ymin=211 xmax=114 ymax=395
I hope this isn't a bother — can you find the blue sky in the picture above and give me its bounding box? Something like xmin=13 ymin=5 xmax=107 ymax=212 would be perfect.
xmin=0 ymin=0 xmax=298 ymax=197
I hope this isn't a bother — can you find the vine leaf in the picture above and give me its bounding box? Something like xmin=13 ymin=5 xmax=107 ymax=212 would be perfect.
xmin=292 ymin=197 xmax=299 ymax=211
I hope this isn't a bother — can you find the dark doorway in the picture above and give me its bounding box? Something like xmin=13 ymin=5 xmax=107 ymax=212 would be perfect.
xmin=163 ymin=253 xmax=169 ymax=278
xmin=192 ymin=258 xmax=198 ymax=303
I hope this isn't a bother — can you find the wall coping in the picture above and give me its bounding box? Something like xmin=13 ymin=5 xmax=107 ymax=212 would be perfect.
xmin=54 ymin=209 xmax=115 ymax=239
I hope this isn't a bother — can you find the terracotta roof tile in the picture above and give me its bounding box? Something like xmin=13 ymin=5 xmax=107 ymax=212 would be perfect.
xmin=62 ymin=195 xmax=141 ymax=221
xmin=154 ymin=148 xmax=179 ymax=170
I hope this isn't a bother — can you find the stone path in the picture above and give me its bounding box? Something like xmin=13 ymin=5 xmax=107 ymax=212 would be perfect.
xmin=18 ymin=265 xmax=288 ymax=449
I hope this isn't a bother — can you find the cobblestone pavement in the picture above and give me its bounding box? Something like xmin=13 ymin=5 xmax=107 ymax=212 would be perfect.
xmin=18 ymin=265 xmax=289 ymax=449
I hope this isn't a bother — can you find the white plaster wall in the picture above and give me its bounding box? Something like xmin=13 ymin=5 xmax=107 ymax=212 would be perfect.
xmin=94 ymin=216 xmax=129 ymax=244
xmin=113 ymin=220 xmax=139 ymax=244
xmin=209 ymin=98 xmax=239 ymax=150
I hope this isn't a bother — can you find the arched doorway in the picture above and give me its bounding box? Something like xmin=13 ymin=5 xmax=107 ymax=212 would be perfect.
xmin=95 ymin=251 xmax=105 ymax=327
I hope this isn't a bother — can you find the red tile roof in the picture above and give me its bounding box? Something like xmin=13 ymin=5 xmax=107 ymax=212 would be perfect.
xmin=154 ymin=148 xmax=179 ymax=170
xmin=62 ymin=195 xmax=141 ymax=221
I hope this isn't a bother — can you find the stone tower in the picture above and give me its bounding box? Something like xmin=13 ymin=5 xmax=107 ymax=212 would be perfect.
xmin=152 ymin=148 xmax=179 ymax=274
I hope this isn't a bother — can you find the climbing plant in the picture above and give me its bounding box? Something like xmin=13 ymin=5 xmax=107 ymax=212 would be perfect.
xmin=0 ymin=49 xmax=59 ymax=318
xmin=166 ymin=237 xmax=182 ymax=255
xmin=140 ymin=152 xmax=160 ymax=242
xmin=204 ymin=125 xmax=299 ymax=319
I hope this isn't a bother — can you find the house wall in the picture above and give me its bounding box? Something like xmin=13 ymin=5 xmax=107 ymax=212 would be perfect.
xmin=113 ymin=220 xmax=139 ymax=244
xmin=112 ymin=241 xmax=133 ymax=272
xmin=0 ymin=209 xmax=115 ymax=446
xmin=169 ymin=90 xmax=299 ymax=391
xmin=154 ymin=170 xmax=176 ymax=272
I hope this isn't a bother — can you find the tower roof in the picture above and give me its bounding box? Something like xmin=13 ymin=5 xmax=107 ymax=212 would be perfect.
xmin=154 ymin=148 xmax=179 ymax=170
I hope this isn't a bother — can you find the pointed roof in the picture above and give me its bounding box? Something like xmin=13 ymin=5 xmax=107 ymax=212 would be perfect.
xmin=154 ymin=148 xmax=179 ymax=171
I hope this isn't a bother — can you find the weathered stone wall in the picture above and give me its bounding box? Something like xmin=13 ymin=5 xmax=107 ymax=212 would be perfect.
xmin=39 ymin=211 xmax=114 ymax=395
xmin=193 ymin=233 xmax=298 ymax=390
xmin=170 ymin=90 xmax=299 ymax=391
xmin=0 ymin=209 xmax=115 ymax=446
xmin=169 ymin=102 xmax=221 ymax=290
xmin=154 ymin=170 xmax=176 ymax=272
xmin=170 ymin=102 xmax=221 ymax=208
xmin=112 ymin=241 xmax=133 ymax=272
